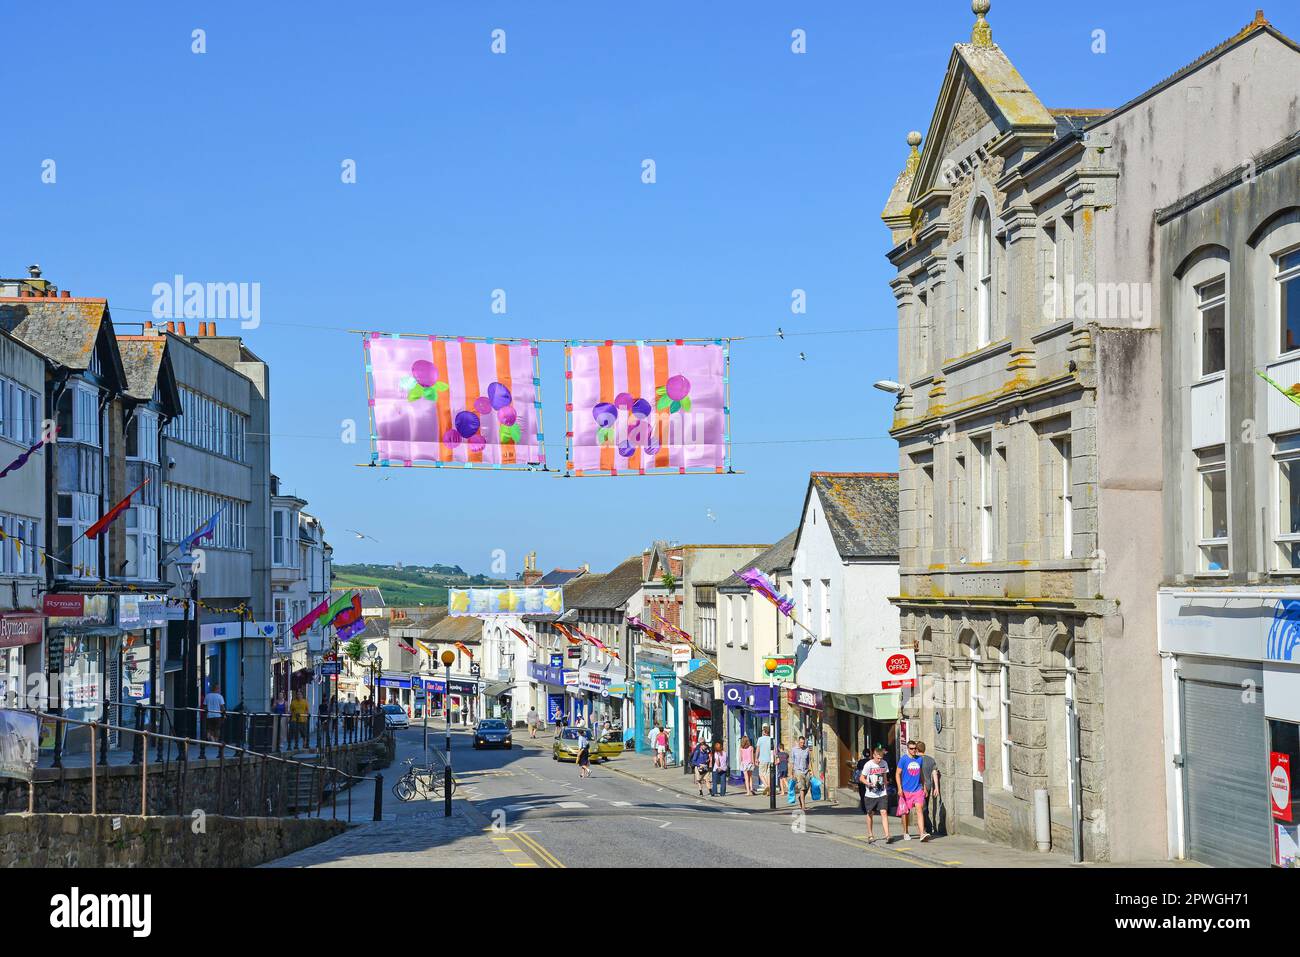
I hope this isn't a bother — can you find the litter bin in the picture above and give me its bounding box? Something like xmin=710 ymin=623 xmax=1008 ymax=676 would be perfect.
xmin=248 ymin=713 xmax=276 ymax=752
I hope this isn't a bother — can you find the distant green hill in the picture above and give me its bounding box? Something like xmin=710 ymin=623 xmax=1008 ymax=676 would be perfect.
xmin=332 ymin=570 xmax=448 ymax=607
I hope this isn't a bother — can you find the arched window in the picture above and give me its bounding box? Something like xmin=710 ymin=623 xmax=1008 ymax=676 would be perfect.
xmin=961 ymin=630 xmax=985 ymax=789
xmin=972 ymin=200 xmax=993 ymax=347
xmin=993 ymin=634 xmax=1012 ymax=791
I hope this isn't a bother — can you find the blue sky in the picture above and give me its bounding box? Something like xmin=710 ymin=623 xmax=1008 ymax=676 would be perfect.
xmin=4 ymin=1 xmax=1291 ymax=573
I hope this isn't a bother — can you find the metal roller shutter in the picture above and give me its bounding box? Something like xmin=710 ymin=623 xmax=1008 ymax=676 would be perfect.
xmin=1180 ymin=675 xmax=1271 ymax=867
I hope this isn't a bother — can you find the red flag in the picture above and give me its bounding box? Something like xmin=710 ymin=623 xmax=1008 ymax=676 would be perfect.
xmin=454 ymin=641 xmax=474 ymax=660
xmin=508 ymin=626 xmax=533 ymax=647
xmin=86 ymin=479 xmax=149 ymax=540
xmin=553 ymin=622 xmax=583 ymax=646
xmin=397 ymin=640 xmax=418 ymax=656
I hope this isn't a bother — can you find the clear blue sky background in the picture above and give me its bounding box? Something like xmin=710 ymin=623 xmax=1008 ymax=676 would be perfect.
xmin=4 ymin=1 xmax=1291 ymax=573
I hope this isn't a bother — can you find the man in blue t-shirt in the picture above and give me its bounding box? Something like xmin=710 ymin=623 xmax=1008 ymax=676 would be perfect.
xmin=895 ymin=740 xmax=930 ymax=841
xmin=756 ymin=725 xmax=774 ymax=795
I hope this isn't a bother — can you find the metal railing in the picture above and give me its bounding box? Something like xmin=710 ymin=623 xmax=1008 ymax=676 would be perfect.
xmin=5 ymin=710 xmax=389 ymax=824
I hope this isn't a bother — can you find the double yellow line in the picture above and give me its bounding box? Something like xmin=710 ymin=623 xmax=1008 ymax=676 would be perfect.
xmin=513 ymin=830 xmax=565 ymax=868
xmin=486 ymin=827 xmax=565 ymax=868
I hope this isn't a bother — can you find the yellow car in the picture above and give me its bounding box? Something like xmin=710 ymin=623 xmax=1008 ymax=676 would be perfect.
xmin=551 ymin=728 xmax=623 ymax=762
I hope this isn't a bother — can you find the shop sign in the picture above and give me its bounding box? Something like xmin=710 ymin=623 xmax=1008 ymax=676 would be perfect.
xmin=528 ymin=662 xmax=567 ymax=687
xmin=651 ymin=675 xmax=676 ymax=694
xmin=875 ymin=647 xmax=916 ymax=690
xmin=607 ymin=683 xmax=632 ymax=698
xmin=788 ymin=687 xmax=823 ymax=710
xmin=767 ymin=657 xmax=795 ymax=681
xmin=0 ymin=613 xmax=43 ymax=649
xmin=562 ymin=671 xmax=579 ymax=687
xmin=1272 ymin=753 xmax=1293 ymax=823
xmin=579 ymin=669 xmax=611 ymax=694
xmin=448 ymin=679 xmax=477 ymax=694
xmin=671 ymin=644 xmax=692 ymax=663
xmin=549 ymin=653 xmax=563 ymax=668
xmin=682 ymin=682 xmax=712 ymax=710
xmin=43 ymin=594 xmax=83 ymax=617
xmin=117 ymin=595 xmax=168 ymax=628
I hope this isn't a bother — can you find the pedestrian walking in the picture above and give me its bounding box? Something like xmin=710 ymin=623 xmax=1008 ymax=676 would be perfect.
xmin=895 ymin=740 xmax=930 ymax=841
xmin=691 ymin=739 xmax=711 ymax=795
xmin=289 ymin=691 xmax=309 ymax=749
xmin=527 ymin=706 xmax=540 ymax=738
xmin=710 ymin=740 xmax=728 ymax=796
xmin=318 ymin=693 xmax=332 ymax=745
xmin=756 ymin=725 xmax=774 ymax=795
xmin=272 ymin=693 xmax=287 ymax=750
xmin=576 ymin=729 xmax=591 ymax=778
xmin=859 ymin=744 xmax=892 ymax=844
xmin=654 ymin=725 xmax=670 ymax=769
xmin=916 ymin=740 xmax=942 ymax=837
xmin=789 ymin=735 xmax=812 ymax=811
xmin=203 ymin=684 xmax=226 ymax=743
xmin=739 ymin=735 xmax=756 ymax=795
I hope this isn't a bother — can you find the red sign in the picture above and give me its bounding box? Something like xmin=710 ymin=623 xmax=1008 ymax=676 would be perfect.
xmin=0 ymin=614 xmax=43 ymax=649
xmin=1271 ymin=752 xmax=1292 ymax=823
xmin=42 ymin=594 xmax=84 ymax=617
xmin=879 ymin=647 xmax=917 ymax=690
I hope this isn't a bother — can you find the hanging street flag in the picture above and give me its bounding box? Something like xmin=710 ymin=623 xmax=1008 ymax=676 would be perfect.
xmin=86 ymin=479 xmax=149 ymax=540
xmin=738 ymin=567 xmax=796 ymax=617
xmin=448 ymin=586 xmax=563 ymax=616
xmin=454 ymin=641 xmax=474 ymax=660
xmin=0 ymin=430 xmax=55 ymax=480
xmin=323 ymin=592 xmax=359 ymax=629
xmin=179 ymin=504 xmax=226 ymax=555
xmin=507 ymin=626 xmax=533 ymax=647
xmin=363 ymin=333 xmax=545 ymax=469
xmin=292 ymin=597 xmax=331 ymax=638
xmin=1258 ymin=369 xmax=1300 ymax=407
xmin=397 ymin=640 xmax=419 ymax=657
xmin=553 ymin=622 xmax=583 ymax=646
xmin=650 ymin=611 xmax=692 ymax=644
xmin=415 ymin=639 xmax=435 ymax=657
xmin=565 ymin=339 xmax=732 ymax=476
xmin=626 ymin=615 xmax=667 ymax=643
xmin=337 ymin=618 xmax=366 ymax=642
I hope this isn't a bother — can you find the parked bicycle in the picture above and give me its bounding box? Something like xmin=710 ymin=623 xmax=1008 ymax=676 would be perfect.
xmin=392 ymin=757 xmax=456 ymax=802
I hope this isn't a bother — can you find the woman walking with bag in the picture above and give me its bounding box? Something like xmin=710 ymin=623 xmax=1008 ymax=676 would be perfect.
xmin=739 ymin=735 xmax=756 ymax=795
xmin=710 ymin=740 xmax=729 ymax=797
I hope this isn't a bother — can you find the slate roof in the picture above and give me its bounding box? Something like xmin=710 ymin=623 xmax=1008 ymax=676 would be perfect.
xmin=799 ymin=473 xmax=899 ymax=560
xmin=428 ymin=615 xmax=483 ymax=644
xmin=718 ymin=530 xmax=797 ymax=591
xmin=536 ymin=569 xmax=585 ymax=587
xmin=0 ymin=298 xmax=126 ymax=387
xmin=116 ymin=337 xmax=165 ymax=401
xmin=334 ymin=586 xmax=386 ymax=609
xmin=681 ymin=660 xmax=718 ymax=689
xmin=569 ymin=555 xmax=643 ymax=610
xmin=389 ymin=607 xmax=449 ymax=630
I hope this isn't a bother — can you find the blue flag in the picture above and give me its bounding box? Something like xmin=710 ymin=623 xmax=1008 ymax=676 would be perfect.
xmin=180 ymin=505 xmax=225 ymax=554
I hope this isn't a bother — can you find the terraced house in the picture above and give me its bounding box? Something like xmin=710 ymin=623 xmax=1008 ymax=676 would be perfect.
xmin=881 ymin=4 xmax=1300 ymax=860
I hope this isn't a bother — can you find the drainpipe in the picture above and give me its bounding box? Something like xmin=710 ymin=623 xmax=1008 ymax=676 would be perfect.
xmin=1067 ymin=693 xmax=1084 ymax=862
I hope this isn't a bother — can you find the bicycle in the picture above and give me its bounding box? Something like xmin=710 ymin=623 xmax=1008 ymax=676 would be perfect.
xmin=392 ymin=757 xmax=457 ymax=802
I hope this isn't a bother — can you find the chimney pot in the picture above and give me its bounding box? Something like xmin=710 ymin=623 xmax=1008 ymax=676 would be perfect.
xmin=27 ymin=264 xmax=41 ymax=279
xmin=208 ymin=321 xmax=217 ymax=336
xmin=178 ymin=322 xmax=187 ymax=336
xmin=198 ymin=321 xmax=208 ymax=336
xmin=166 ymin=321 xmax=176 ymax=333
xmin=144 ymin=320 xmax=153 ymax=332
xmin=60 ymin=290 xmax=70 ymax=298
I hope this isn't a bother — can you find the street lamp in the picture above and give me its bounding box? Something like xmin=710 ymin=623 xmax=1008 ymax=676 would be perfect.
xmin=441 ymin=648 xmax=456 ymax=818
xmin=764 ymin=657 xmax=778 ymax=811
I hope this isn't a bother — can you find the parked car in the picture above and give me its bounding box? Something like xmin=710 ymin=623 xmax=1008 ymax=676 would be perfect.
xmin=473 ymin=718 xmax=513 ymax=749
xmin=552 ymin=727 xmax=621 ymax=762
xmin=382 ymin=703 xmax=409 ymax=729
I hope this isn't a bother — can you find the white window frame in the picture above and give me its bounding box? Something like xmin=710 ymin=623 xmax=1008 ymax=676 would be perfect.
xmin=1195 ymin=276 xmax=1227 ymax=379
xmin=1276 ymin=245 xmax=1300 ymax=356
xmin=1064 ymin=639 xmax=1077 ymax=809
xmin=968 ymin=641 xmax=984 ymax=785
xmin=820 ymin=579 xmax=831 ymax=643
xmin=1055 ymin=437 xmax=1073 ymax=559
xmin=801 ymin=579 xmax=812 ymax=643
xmin=123 ymin=504 xmax=158 ymax=581
xmin=1274 ymin=434 xmax=1300 ymax=570
xmin=127 ymin=409 xmax=160 ymax=464
xmin=998 ymin=646 xmax=1012 ymax=791
xmin=1196 ymin=446 xmax=1228 ymax=572
xmin=975 ymin=436 xmax=994 ymax=561
xmin=972 ymin=200 xmax=993 ymax=348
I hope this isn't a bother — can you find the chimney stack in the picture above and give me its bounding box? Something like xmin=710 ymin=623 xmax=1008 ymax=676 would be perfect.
xmin=60 ymin=290 xmax=70 ymax=298
xmin=27 ymin=264 xmax=41 ymax=279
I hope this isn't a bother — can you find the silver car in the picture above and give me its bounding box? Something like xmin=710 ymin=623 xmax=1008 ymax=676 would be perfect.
xmin=382 ymin=703 xmax=409 ymax=729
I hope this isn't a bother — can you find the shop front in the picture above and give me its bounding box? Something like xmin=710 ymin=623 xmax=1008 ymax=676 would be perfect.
xmin=448 ymin=678 xmax=479 ymax=725
xmin=681 ymin=678 xmax=714 ymax=752
xmin=721 ymin=682 xmax=777 ymax=782
xmin=787 ymin=686 xmax=828 ymax=796
xmin=0 ymin=613 xmax=43 ymax=710
xmin=578 ymin=664 xmax=622 ymax=730
xmin=44 ymin=593 xmax=117 ymax=756
xmin=828 ymin=691 xmax=901 ymax=789
xmin=116 ymin=595 xmax=168 ymax=732
xmin=1159 ymin=590 xmax=1300 ymax=868
xmin=528 ymin=661 xmax=570 ymax=727
xmin=633 ymin=656 xmax=678 ymax=762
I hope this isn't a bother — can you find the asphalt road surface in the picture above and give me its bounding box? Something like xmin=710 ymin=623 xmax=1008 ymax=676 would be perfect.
xmin=393 ymin=724 xmax=926 ymax=869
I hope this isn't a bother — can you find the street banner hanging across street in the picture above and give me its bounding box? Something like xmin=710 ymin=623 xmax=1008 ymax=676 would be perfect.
xmin=448 ymin=586 xmax=563 ymax=617
xmin=363 ymin=333 xmax=545 ymax=469
xmin=564 ymin=340 xmax=731 ymax=476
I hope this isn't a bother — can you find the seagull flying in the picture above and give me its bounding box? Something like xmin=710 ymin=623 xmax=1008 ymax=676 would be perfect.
xmin=347 ymin=529 xmax=381 ymax=543
xmin=798 ymin=352 xmax=807 ymax=361
xmin=777 ymin=327 xmax=784 ymax=339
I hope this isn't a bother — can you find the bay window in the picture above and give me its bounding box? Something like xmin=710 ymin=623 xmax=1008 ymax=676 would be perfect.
xmin=124 ymin=505 xmax=158 ymax=580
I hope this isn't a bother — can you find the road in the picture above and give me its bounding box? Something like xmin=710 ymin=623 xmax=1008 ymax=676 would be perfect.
xmin=387 ymin=723 xmax=926 ymax=869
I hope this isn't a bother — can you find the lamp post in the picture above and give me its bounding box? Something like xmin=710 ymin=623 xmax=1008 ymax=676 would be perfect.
xmin=764 ymin=657 xmax=778 ymax=810
xmin=368 ymin=649 xmax=382 ymax=741
xmin=441 ymin=649 xmax=455 ymax=817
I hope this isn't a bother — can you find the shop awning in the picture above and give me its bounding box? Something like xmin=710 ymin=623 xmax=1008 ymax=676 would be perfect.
xmin=482 ymin=681 xmax=512 ymax=698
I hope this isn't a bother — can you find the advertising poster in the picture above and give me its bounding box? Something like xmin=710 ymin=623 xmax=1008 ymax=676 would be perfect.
xmin=0 ymin=709 xmax=40 ymax=782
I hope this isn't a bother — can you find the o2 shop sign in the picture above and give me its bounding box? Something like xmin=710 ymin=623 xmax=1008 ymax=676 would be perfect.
xmin=879 ymin=649 xmax=916 ymax=690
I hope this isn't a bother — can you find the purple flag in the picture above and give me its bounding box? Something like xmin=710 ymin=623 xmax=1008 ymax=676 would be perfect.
xmin=738 ymin=567 xmax=795 ymax=617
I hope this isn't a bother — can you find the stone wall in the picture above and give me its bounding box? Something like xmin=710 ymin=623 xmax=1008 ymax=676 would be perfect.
xmin=0 ymin=813 xmax=346 ymax=868
xmin=0 ymin=736 xmax=393 ymax=818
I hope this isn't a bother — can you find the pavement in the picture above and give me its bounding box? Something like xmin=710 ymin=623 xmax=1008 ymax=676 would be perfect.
xmin=262 ymin=726 xmax=1121 ymax=868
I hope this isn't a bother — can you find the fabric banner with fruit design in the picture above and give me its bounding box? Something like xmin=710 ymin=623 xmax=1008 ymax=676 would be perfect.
xmin=565 ymin=340 xmax=730 ymax=476
xmin=364 ymin=334 xmax=545 ymax=468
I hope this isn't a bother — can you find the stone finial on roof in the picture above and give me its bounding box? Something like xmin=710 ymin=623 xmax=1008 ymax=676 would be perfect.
xmin=905 ymin=131 xmax=922 ymax=175
xmin=971 ymin=0 xmax=993 ymax=48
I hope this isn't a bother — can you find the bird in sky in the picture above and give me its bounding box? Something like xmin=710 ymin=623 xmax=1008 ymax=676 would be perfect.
xmin=798 ymin=352 xmax=807 ymax=361
xmin=347 ymin=529 xmax=381 ymax=542
xmin=706 ymin=508 xmax=716 ymax=521
xmin=777 ymin=327 xmax=784 ymax=339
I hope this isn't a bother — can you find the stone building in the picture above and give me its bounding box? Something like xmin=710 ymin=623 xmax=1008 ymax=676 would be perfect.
xmin=881 ymin=4 xmax=1300 ymax=860
xmin=1155 ymin=131 xmax=1300 ymax=867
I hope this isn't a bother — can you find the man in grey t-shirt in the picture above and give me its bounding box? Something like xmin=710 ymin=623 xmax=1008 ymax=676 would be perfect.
xmin=790 ymin=736 xmax=812 ymax=811
xmin=756 ymin=726 xmax=774 ymax=795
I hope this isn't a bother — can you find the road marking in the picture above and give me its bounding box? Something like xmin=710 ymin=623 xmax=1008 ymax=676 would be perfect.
xmin=515 ymin=831 xmax=565 ymax=868
xmin=555 ymin=801 xmax=589 ymax=809
xmin=637 ymin=816 xmax=673 ymax=829
xmin=820 ymin=833 xmax=940 ymax=868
